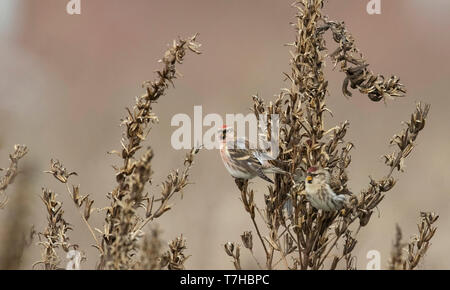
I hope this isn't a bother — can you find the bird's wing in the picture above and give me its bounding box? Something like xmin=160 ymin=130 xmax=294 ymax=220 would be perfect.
xmin=235 ymin=137 xmax=256 ymax=149
xmin=252 ymin=151 xmax=287 ymax=174
xmin=255 ymin=168 xmax=274 ymax=183
xmin=226 ymin=139 xmax=263 ymax=167
xmin=252 ymin=150 xmax=273 ymax=163
xmin=228 ymin=138 xmax=286 ymax=175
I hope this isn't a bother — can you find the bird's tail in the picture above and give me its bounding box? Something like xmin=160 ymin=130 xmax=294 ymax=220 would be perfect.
xmin=268 ymin=166 xmax=290 ymax=175
xmin=333 ymin=194 xmax=350 ymax=210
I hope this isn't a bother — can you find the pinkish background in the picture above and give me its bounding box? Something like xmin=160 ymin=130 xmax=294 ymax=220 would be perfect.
xmin=0 ymin=0 xmax=449 ymax=269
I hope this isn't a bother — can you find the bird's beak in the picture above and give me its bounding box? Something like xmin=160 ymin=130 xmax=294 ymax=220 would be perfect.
xmin=306 ymin=175 xmax=313 ymax=183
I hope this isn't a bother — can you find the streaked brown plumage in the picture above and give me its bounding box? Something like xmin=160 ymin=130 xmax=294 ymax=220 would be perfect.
xmin=218 ymin=125 xmax=287 ymax=183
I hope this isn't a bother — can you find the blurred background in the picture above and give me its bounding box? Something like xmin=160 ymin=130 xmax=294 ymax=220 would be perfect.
xmin=0 ymin=0 xmax=449 ymax=269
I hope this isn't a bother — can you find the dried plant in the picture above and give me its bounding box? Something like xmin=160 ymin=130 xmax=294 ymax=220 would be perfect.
xmin=0 ymin=1 xmax=440 ymax=271
xmin=161 ymin=235 xmax=190 ymax=270
xmin=0 ymin=144 xmax=28 ymax=209
xmin=99 ymin=34 xmax=201 ymax=269
xmin=0 ymin=165 xmax=35 ymax=270
xmin=33 ymin=35 xmax=201 ymax=270
xmin=389 ymin=212 xmax=439 ymax=270
xmin=321 ymin=18 xmax=406 ymax=101
xmin=225 ymin=0 xmax=436 ymax=270
xmin=224 ymin=242 xmax=242 ymax=270
xmin=34 ymin=188 xmax=79 ymax=270
xmin=44 ymin=159 xmax=100 ymax=255
xmin=134 ymin=227 xmax=164 ymax=270
xmin=134 ymin=230 xmax=191 ymax=270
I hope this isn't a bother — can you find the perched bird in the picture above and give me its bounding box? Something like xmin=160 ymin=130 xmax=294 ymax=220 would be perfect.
xmin=304 ymin=167 xmax=348 ymax=211
xmin=218 ymin=125 xmax=288 ymax=183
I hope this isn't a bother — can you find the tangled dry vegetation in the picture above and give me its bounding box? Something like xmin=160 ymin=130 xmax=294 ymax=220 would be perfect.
xmin=224 ymin=0 xmax=437 ymax=270
xmin=0 ymin=145 xmax=28 ymax=210
xmin=0 ymin=0 xmax=438 ymax=270
xmin=1 ymin=35 xmax=201 ymax=270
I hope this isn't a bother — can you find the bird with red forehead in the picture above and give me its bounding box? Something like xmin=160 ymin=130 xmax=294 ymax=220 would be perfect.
xmin=304 ymin=167 xmax=348 ymax=211
xmin=218 ymin=125 xmax=288 ymax=183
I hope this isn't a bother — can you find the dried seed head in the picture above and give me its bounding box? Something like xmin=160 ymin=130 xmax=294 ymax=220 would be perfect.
xmin=224 ymin=242 xmax=235 ymax=257
xmin=241 ymin=231 xmax=253 ymax=251
xmin=44 ymin=159 xmax=77 ymax=184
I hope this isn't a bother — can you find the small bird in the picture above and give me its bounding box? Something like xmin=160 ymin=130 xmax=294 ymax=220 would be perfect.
xmin=218 ymin=125 xmax=288 ymax=183
xmin=304 ymin=167 xmax=348 ymax=211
